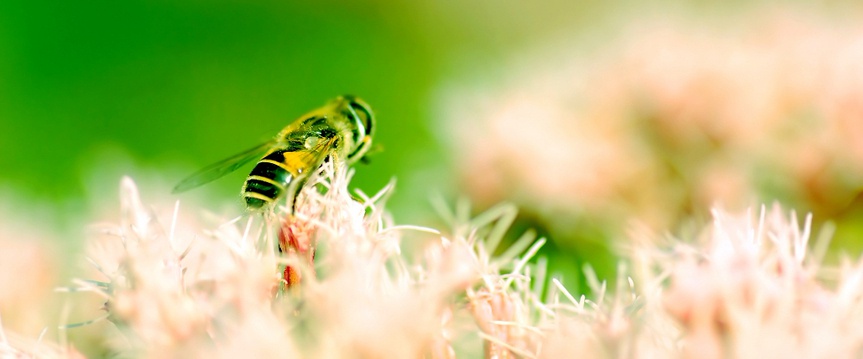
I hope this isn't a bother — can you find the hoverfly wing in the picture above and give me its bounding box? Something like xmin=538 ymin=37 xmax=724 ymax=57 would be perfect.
xmin=172 ymin=142 xmax=274 ymax=194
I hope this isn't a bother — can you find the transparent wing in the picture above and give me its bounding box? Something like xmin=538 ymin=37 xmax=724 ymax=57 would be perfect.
xmin=172 ymin=142 xmax=274 ymax=194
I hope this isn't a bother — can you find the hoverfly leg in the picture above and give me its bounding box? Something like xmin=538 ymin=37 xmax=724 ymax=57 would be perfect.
xmin=278 ymin=173 xmax=315 ymax=291
xmin=278 ymin=210 xmax=316 ymax=291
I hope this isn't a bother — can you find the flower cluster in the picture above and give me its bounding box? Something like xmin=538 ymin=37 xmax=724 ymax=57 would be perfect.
xmin=1 ymin=163 xmax=862 ymax=357
xmin=438 ymin=10 xmax=863 ymax=239
xmin=61 ymin=165 xmax=527 ymax=357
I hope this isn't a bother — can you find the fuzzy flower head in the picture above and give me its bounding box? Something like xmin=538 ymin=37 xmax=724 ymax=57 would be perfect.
xmin=629 ymin=204 xmax=863 ymax=359
xmin=74 ymin=161 xmax=504 ymax=357
xmin=0 ymin=316 xmax=84 ymax=359
xmin=438 ymin=9 xmax=863 ymax=238
xmin=64 ymin=144 xmax=863 ymax=358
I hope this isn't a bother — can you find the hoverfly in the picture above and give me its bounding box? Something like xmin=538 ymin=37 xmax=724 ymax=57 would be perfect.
xmin=172 ymin=95 xmax=375 ymax=211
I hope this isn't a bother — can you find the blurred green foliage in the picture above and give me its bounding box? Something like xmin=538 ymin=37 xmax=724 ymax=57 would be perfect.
xmin=0 ymin=1 xmax=431 ymax=206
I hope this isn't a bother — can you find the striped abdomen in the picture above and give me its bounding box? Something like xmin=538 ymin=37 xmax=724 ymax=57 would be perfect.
xmin=242 ymin=149 xmax=304 ymax=210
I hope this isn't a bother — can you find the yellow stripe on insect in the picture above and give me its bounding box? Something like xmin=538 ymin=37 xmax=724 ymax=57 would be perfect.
xmin=244 ymin=191 xmax=275 ymax=202
xmin=247 ymin=175 xmax=286 ymax=190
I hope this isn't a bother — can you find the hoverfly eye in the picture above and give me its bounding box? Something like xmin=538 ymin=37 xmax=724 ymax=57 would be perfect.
xmin=348 ymin=100 xmax=374 ymax=138
xmin=344 ymin=98 xmax=375 ymax=162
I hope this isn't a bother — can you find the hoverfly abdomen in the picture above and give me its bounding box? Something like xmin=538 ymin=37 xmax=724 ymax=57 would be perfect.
xmin=242 ymin=149 xmax=302 ymax=210
xmin=243 ymin=179 xmax=281 ymax=209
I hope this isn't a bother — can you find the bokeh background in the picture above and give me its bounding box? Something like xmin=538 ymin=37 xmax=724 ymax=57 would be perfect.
xmin=2 ymin=0 xmax=863 ymax=346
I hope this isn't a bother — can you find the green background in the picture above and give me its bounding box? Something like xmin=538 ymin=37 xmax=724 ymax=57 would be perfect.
xmin=0 ymin=1 xmax=451 ymax=214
